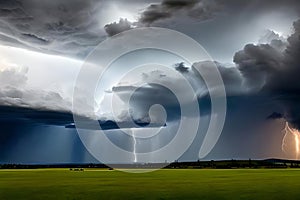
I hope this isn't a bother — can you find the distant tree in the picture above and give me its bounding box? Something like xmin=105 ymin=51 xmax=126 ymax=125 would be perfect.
xmin=210 ymin=160 xmax=215 ymax=168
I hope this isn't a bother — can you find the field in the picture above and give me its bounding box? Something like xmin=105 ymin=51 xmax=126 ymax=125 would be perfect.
xmin=1 ymin=169 xmax=300 ymax=199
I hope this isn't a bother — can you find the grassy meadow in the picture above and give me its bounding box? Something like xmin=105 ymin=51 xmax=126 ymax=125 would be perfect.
xmin=1 ymin=169 xmax=300 ymax=199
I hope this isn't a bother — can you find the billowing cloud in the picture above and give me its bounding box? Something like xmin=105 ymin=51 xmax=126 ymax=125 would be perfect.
xmin=139 ymin=0 xmax=220 ymax=25
xmin=109 ymin=18 xmax=300 ymax=132
xmin=234 ymin=19 xmax=300 ymax=128
xmin=0 ymin=63 xmax=71 ymax=112
xmin=234 ymin=43 xmax=284 ymax=92
xmin=0 ymin=63 xmax=76 ymax=127
xmin=234 ymin=20 xmax=300 ymax=92
xmin=104 ymin=18 xmax=132 ymax=36
xmin=191 ymin=61 xmax=243 ymax=95
xmin=0 ymin=62 xmax=165 ymax=130
xmin=111 ymin=61 xmax=242 ymax=123
xmin=112 ymin=70 xmax=185 ymax=122
xmin=137 ymin=0 xmax=300 ymax=27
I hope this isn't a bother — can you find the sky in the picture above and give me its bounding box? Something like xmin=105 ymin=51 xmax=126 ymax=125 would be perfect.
xmin=1 ymin=0 xmax=300 ymax=164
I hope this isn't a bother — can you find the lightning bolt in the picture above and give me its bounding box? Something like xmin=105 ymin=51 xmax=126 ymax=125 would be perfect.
xmin=282 ymin=122 xmax=300 ymax=160
xmin=131 ymin=129 xmax=137 ymax=163
xmin=281 ymin=122 xmax=289 ymax=153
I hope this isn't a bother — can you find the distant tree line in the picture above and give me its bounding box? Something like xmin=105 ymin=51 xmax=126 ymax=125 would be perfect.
xmin=1 ymin=159 xmax=300 ymax=169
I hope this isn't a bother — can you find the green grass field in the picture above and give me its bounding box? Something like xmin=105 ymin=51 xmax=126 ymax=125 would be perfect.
xmin=1 ymin=169 xmax=300 ymax=199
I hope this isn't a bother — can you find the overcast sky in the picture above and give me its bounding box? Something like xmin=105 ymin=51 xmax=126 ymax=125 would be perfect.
xmin=1 ymin=0 xmax=300 ymax=164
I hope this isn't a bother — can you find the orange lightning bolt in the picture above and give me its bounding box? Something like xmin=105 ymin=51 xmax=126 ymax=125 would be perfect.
xmin=282 ymin=122 xmax=300 ymax=160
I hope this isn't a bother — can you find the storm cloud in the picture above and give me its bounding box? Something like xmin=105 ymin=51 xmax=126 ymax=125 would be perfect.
xmin=233 ymin=19 xmax=300 ymax=129
xmin=112 ymin=61 xmax=242 ymax=123
xmin=0 ymin=62 xmax=165 ymax=130
xmin=2 ymin=0 xmax=300 ymax=162
xmin=137 ymin=0 xmax=300 ymax=26
xmin=138 ymin=0 xmax=220 ymax=25
xmin=0 ymin=64 xmax=71 ymax=113
xmin=1 ymin=0 xmax=300 ymax=59
xmin=109 ymin=18 xmax=300 ymax=131
xmin=104 ymin=18 xmax=132 ymax=36
xmin=233 ymin=20 xmax=300 ymax=92
xmin=0 ymin=0 xmax=105 ymax=58
xmin=0 ymin=63 xmax=75 ymax=127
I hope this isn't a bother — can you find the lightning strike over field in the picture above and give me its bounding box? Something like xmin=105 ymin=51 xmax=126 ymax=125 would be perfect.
xmin=131 ymin=129 xmax=137 ymax=163
xmin=282 ymin=122 xmax=300 ymax=160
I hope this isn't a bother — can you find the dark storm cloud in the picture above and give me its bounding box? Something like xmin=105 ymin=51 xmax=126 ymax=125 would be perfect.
xmin=112 ymin=61 xmax=242 ymax=123
xmin=21 ymin=33 xmax=50 ymax=44
xmin=110 ymin=17 xmax=300 ymax=132
xmin=0 ymin=110 xmax=97 ymax=164
xmin=1 ymin=0 xmax=300 ymax=58
xmin=0 ymin=0 xmax=105 ymax=58
xmin=234 ymin=43 xmax=284 ymax=91
xmin=139 ymin=0 xmax=220 ymax=25
xmin=174 ymin=62 xmax=189 ymax=73
xmin=137 ymin=0 xmax=300 ymax=26
xmin=175 ymin=61 xmax=243 ymax=95
xmin=269 ymin=94 xmax=300 ymax=129
xmin=191 ymin=61 xmax=243 ymax=95
xmin=0 ymin=61 xmax=166 ymax=130
xmin=113 ymin=83 xmax=182 ymax=122
xmin=66 ymin=120 xmax=166 ymax=130
xmin=267 ymin=112 xmax=283 ymax=120
xmin=104 ymin=18 xmax=132 ymax=36
xmin=0 ymin=105 xmax=73 ymax=126
xmin=0 ymin=64 xmax=84 ymax=127
xmin=234 ymin=19 xmax=300 ymax=129
xmin=234 ymin=19 xmax=300 ymax=92
xmin=0 ymin=104 xmax=165 ymax=130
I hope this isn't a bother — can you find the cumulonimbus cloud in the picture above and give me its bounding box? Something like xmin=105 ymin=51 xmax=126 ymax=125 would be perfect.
xmin=108 ymin=18 xmax=300 ymax=130
xmin=2 ymin=0 xmax=300 ymax=132
xmin=0 ymin=62 xmax=166 ymax=130
xmin=111 ymin=61 xmax=242 ymax=123
xmin=234 ymin=19 xmax=300 ymax=128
